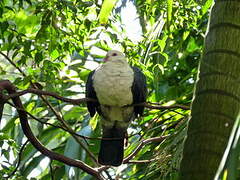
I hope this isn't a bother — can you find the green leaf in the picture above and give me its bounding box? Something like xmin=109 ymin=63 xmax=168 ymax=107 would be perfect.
xmin=183 ymin=31 xmax=190 ymax=41
xmin=153 ymin=64 xmax=164 ymax=75
xmin=98 ymin=0 xmax=118 ymax=25
xmin=50 ymin=49 xmax=59 ymax=59
xmin=25 ymin=0 xmax=32 ymax=5
xmin=4 ymin=6 xmax=15 ymax=12
xmin=89 ymin=114 xmax=98 ymax=130
xmin=41 ymin=166 xmax=65 ymax=180
xmin=22 ymin=155 xmax=45 ymax=176
xmin=20 ymin=127 xmax=60 ymax=170
xmin=167 ymin=0 xmax=173 ymax=30
xmin=0 ymin=133 xmax=10 ymax=141
xmin=0 ymin=65 xmax=6 ymax=75
xmin=201 ymin=0 xmax=213 ymax=15
xmin=0 ymin=7 xmax=3 ymax=18
xmin=64 ymin=126 xmax=92 ymax=176
xmin=158 ymin=36 xmax=168 ymax=51
xmin=7 ymin=33 xmax=14 ymax=43
xmin=63 ymin=106 xmax=85 ymax=121
xmin=186 ymin=37 xmax=199 ymax=53
xmin=34 ymin=51 xmax=43 ymax=64
xmin=23 ymin=40 xmax=32 ymax=57
xmin=0 ymin=21 xmax=9 ymax=34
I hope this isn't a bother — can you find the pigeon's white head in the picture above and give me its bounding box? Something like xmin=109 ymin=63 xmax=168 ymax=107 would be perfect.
xmin=103 ymin=50 xmax=125 ymax=62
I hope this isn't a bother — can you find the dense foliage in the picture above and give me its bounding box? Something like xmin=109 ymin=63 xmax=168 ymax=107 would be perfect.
xmin=0 ymin=0 xmax=212 ymax=179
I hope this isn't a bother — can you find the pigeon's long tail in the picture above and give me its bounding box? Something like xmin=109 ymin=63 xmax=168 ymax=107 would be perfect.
xmin=98 ymin=127 xmax=125 ymax=166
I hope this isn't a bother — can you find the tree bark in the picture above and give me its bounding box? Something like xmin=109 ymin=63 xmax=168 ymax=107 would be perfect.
xmin=180 ymin=1 xmax=240 ymax=179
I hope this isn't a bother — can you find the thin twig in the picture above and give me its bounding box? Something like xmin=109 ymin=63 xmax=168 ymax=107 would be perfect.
xmin=0 ymin=80 xmax=105 ymax=179
xmin=0 ymin=52 xmax=26 ymax=77
xmin=123 ymin=136 xmax=169 ymax=164
xmin=50 ymin=159 xmax=54 ymax=180
xmin=5 ymin=140 xmax=29 ymax=178
xmin=136 ymin=102 xmax=190 ymax=110
xmin=0 ymin=52 xmax=99 ymax=165
xmin=128 ymin=155 xmax=172 ymax=164
xmin=5 ymin=101 xmax=143 ymax=142
xmin=5 ymin=88 xmax=96 ymax=105
xmin=127 ymin=159 xmax=158 ymax=164
xmin=5 ymin=101 xmax=67 ymax=130
xmin=5 ymin=101 xmax=101 ymax=140
xmin=96 ymin=136 xmax=169 ymax=173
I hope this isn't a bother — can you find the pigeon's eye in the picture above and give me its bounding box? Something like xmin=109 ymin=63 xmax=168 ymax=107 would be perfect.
xmin=112 ymin=53 xmax=117 ymax=56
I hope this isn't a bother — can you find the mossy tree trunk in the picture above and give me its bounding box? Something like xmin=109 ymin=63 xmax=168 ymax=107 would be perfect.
xmin=180 ymin=1 xmax=240 ymax=179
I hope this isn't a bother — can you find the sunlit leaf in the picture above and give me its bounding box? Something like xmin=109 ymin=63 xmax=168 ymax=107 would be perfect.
xmin=89 ymin=114 xmax=98 ymax=130
xmin=202 ymin=0 xmax=213 ymax=15
xmin=98 ymin=0 xmax=118 ymax=25
xmin=186 ymin=37 xmax=200 ymax=53
xmin=167 ymin=0 xmax=173 ymax=30
xmin=50 ymin=49 xmax=59 ymax=59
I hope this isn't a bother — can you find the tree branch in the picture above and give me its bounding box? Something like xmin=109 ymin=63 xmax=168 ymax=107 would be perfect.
xmin=6 ymin=101 xmax=63 ymax=127
xmin=0 ymin=52 xmax=99 ymax=165
xmin=5 ymin=100 xmax=150 ymax=141
xmin=5 ymin=88 xmax=96 ymax=105
xmin=96 ymin=136 xmax=169 ymax=173
xmin=0 ymin=80 xmax=104 ymax=180
xmin=0 ymin=78 xmax=188 ymax=178
xmin=8 ymin=100 xmax=99 ymax=164
xmin=4 ymin=88 xmax=189 ymax=110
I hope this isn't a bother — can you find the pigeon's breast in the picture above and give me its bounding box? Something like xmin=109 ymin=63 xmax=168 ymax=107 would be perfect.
xmin=93 ymin=61 xmax=134 ymax=107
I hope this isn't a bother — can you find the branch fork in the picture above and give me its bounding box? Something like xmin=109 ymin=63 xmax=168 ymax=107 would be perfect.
xmin=0 ymin=80 xmax=174 ymax=179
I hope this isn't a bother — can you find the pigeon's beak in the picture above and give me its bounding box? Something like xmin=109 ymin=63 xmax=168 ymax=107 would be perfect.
xmin=103 ymin=56 xmax=109 ymax=62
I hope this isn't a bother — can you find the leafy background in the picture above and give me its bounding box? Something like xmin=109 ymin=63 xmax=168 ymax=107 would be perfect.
xmin=0 ymin=0 xmax=212 ymax=179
